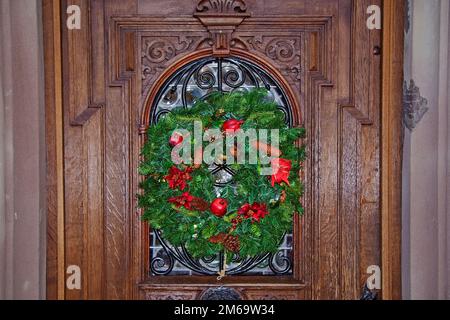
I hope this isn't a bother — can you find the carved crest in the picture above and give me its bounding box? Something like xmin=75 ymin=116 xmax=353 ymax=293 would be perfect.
xmin=194 ymin=0 xmax=250 ymax=56
xmin=196 ymin=0 xmax=247 ymax=13
xmin=403 ymin=79 xmax=428 ymax=131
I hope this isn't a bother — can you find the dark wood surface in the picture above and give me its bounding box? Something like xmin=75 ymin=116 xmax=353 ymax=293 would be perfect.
xmin=43 ymin=0 xmax=64 ymax=300
xmin=44 ymin=0 xmax=404 ymax=300
xmin=381 ymin=0 xmax=404 ymax=300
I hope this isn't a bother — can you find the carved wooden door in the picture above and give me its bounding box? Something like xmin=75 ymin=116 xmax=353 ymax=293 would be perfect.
xmin=54 ymin=0 xmax=384 ymax=300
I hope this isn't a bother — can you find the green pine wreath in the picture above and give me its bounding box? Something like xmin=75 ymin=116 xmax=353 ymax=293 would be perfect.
xmin=138 ymin=89 xmax=306 ymax=260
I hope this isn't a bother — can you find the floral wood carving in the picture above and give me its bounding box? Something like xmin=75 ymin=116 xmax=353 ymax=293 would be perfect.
xmin=145 ymin=292 xmax=198 ymax=300
xmin=196 ymin=0 xmax=247 ymax=13
xmin=141 ymin=36 xmax=202 ymax=92
xmin=246 ymin=292 xmax=298 ymax=300
xmin=233 ymin=36 xmax=302 ymax=83
xmin=199 ymin=287 xmax=243 ymax=300
xmin=403 ymin=79 xmax=428 ymax=131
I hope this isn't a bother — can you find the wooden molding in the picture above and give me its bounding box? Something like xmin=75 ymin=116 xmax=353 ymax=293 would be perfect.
xmin=70 ymin=103 xmax=105 ymax=126
xmin=43 ymin=0 xmax=65 ymax=300
xmin=381 ymin=0 xmax=404 ymax=300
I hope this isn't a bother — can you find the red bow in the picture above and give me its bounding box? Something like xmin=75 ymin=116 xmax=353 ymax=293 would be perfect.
xmin=270 ymin=158 xmax=292 ymax=187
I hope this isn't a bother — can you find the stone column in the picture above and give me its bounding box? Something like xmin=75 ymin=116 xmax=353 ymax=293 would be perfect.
xmin=0 ymin=0 xmax=45 ymax=300
xmin=402 ymin=0 xmax=450 ymax=300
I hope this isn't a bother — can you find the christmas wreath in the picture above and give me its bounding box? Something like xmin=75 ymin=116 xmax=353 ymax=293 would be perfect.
xmin=139 ymin=90 xmax=306 ymax=265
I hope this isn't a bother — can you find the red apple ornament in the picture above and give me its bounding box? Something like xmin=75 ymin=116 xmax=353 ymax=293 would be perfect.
xmin=169 ymin=132 xmax=184 ymax=147
xmin=210 ymin=198 xmax=228 ymax=217
xmin=222 ymin=119 xmax=244 ymax=133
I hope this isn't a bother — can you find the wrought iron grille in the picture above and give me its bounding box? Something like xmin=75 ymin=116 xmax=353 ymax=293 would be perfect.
xmin=148 ymin=57 xmax=295 ymax=276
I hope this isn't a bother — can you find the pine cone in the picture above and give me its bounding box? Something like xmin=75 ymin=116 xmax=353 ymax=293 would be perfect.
xmin=191 ymin=197 xmax=210 ymax=212
xmin=223 ymin=235 xmax=240 ymax=253
xmin=209 ymin=233 xmax=227 ymax=244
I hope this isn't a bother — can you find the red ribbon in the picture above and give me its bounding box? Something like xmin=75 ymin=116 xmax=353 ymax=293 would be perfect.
xmin=270 ymin=158 xmax=292 ymax=187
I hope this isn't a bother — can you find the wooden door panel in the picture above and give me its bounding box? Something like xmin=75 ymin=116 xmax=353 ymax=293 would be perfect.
xmin=56 ymin=0 xmax=386 ymax=300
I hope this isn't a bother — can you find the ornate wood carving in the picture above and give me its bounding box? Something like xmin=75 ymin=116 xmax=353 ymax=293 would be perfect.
xmin=245 ymin=291 xmax=300 ymax=300
xmin=145 ymin=292 xmax=199 ymax=300
xmin=196 ymin=0 xmax=247 ymax=13
xmin=403 ymin=79 xmax=428 ymax=131
xmin=232 ymin=35 xmax=302 ymax=83
xmin=199 ymin=287 xmax=244 ymax=300
xmin=141 ymin=36 xmax=203 ymax=91
xmin=194 ymin=0 xmax=250 ymax=56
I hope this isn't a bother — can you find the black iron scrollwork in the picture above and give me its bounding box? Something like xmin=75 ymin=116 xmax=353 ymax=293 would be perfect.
xmin=268 ymin=250 xmax=292 ymax=275
xmin=150 ymin=243 xmax=175 ymax=275
xmin=150 ymin=57 xmax=292 ymax=126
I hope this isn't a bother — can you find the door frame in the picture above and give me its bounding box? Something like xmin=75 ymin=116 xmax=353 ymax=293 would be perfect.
xmin=43 ymin=0 xmax=404 ymax=300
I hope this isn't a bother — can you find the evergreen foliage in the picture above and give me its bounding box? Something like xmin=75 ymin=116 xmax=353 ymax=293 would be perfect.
xmin=138 ymin=90 xmax=306 ymax=259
